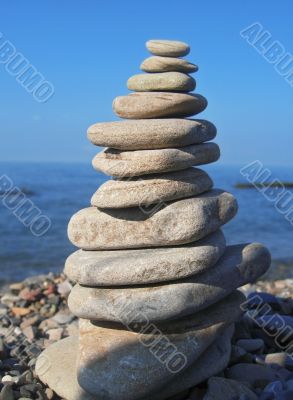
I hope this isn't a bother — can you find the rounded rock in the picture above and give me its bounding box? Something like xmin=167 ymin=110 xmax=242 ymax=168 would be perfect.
xmin=87 ymin=119 xmax=216 ymax=151
xmin=263 ymin=353 xmax=293 ymax=370
xmin=226 ymin=363 xmax=283 ymax=387
xmin=91 ymin=168 xmax=213 ymax=208
xmin=113 ymin=92 xmax=207 ymax=119
xmin=92 ymin=143 xmax=220 ymax=177
xmin=77 ymin=301 xmax=239 ymax=400
xmin=148 ymin=327 xmax=234 ymax=400
xmin=204 ymin=377 xmax=258 ymax=400
xmin=146 ymin=39 xmax=190 ymax=57
xmin=67 ymin=189 xmax=237 ymax=250
xmin=35 ymin=337 xmax=95 ymax=400
xmin=236 ymin=338 xmax=264 ymax=353
xmin=65 ymin=230 xmax=226 ymax=286
xmin=141 ymin=56 xmax=198 ymax=73
xmin=127 ymin=72 xmax=196 ymax=92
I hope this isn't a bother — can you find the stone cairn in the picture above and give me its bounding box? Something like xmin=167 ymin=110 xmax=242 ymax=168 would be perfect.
xmin=36 ymin=40 xmax=271 ymax=400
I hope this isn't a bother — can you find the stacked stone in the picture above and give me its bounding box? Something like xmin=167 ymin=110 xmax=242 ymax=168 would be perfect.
xmin=36 ymin=40 xmax=271 ymax=400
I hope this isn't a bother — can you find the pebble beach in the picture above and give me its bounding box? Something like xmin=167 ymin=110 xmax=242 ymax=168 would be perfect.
xmin=0 ymin=269 xmax=292 ymax=400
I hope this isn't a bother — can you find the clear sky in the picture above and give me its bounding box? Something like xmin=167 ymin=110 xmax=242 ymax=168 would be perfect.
xmin=0 ymin=0 xmax=292 ymax=165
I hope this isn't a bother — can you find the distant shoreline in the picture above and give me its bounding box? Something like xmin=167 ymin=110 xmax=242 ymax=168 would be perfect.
xmin=235 ymin=182 xmax=293 ymax=189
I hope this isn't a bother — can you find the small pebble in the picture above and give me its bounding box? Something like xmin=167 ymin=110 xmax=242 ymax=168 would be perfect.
xmin=57 ymin=280 xmax=72 ymax=297
xmin=22 ymin=326 xmax=35 ymax=341
xmin=274 ymin=391 xmax=293 ymax=400
xmin=45 ymin=388 xmax=54 ymax=399
xmin=47 ymin=328 xmax=63 ymax=341
xmin=237 ymin=338 xmax=264 ymax=352
xmin=264 ymin=352 xmax=293 ymax=371
xmin=9 ymin=283 xmax=24 ymax=293
xmin=52 ymin=309 xmax=74 ymax=325
xmin=263 ymin=380 xmax=284 ymax=393
xmin=0 ymin=384 xmax=14 ymax=400
xmin=286 ymin=380 xmax=293 ymax=390
xmin=2 ymin=374 xmax=19 ymax=384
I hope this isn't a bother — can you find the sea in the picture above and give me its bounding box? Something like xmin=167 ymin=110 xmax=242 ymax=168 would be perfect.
xmin=0 ymin=162 xmax=293 ymax=283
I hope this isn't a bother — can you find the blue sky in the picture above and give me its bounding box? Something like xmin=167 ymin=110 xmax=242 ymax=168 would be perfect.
xmin=0 ymin=0 xmax=292 ymax=165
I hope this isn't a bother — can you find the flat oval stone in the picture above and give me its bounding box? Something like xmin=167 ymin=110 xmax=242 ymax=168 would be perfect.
xmin=68 ymin=243 xmax=271 ymax=322
xmin=87 ymin=119 xmax=217 ymax=151
xmin=236 ymin=338 xmax=264 ymax=353
xmin=113 ymin=92 xmax=207 ymax=119
xmin=127 ymin=72 xmax=196 ymax=92
xmin=92 ymin=143 xmax=220 ymax=178
xmin=91 ymin=168 xmax=213 ymax=208
xmin=146 ymin=39 xmax=190 ymax=57
xmin=65 ymin=230 xmax=226 ymax=286
xmin=67 ymin=189 xmax=237 ymax=250
xmin=141 ymin=56 xmax=198 ymax=73
xmin=76 ymin=294 xmax=242 ymax=399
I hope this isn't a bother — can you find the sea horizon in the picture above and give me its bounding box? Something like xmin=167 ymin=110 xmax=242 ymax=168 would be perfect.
xmin=1 ymin=161 xmax=293 ymax=283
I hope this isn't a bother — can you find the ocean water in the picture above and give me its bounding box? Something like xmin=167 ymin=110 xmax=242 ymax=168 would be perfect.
xmin=0 ymin=162 xmax=293 ymax=283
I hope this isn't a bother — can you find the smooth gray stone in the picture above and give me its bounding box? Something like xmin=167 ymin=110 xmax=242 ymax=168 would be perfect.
xmin=77 ymin=294 xmax=242 ymax=400
xmin=92 ymin=143 xmax=220 ymax=177
xmin=145 ymin=327 xmax=233 ymax=400
xmin=35 ymin=336 xmax=95 ymax=400
xmin=68 ymin=243 xmax=271 ymax=322
xmin=67 ymin=189 xmax=237 ymax=250
xmin=263 ymin=353 xmax=293 ymax=370
xmin=127 ymin=72 xmax=196 ymax=92
xmin=225 ymin=363 xmax=283 ymax=386
xmin=202 ymin=377 xmax=258 ymax=400
xmin=35 ymin=327 xmax=232 ymax=400
xmin=141 ymin=56 xmax=198 ymax=73
xmin=64 ymin=230 xmax=226 ymax=286
xmin=236 ymin=338 xmax=264 ymax=352
xmin=91 ymin=168 xmax=213 ymax=208
xmin=113 ymin=92 xmax=207 ymax=119
xmin=87 ymin=119 xmax=216 ymax=151
xmin=146 ymin=40 xmax=190 ymax=57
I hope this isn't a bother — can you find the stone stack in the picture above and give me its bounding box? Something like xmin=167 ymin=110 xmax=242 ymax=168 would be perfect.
xmin=36 ymin=40 xmax=271 ymax=400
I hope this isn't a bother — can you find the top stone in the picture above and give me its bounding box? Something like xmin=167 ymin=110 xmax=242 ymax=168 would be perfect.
xmin=146 ymin=39 xmax=190 ymax=57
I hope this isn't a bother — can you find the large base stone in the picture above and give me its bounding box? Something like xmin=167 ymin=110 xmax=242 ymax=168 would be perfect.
xmin=36 ymin=327 xmax=233 ymax=400
xmin=75 ymin=291 xmax=242 ymax=399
